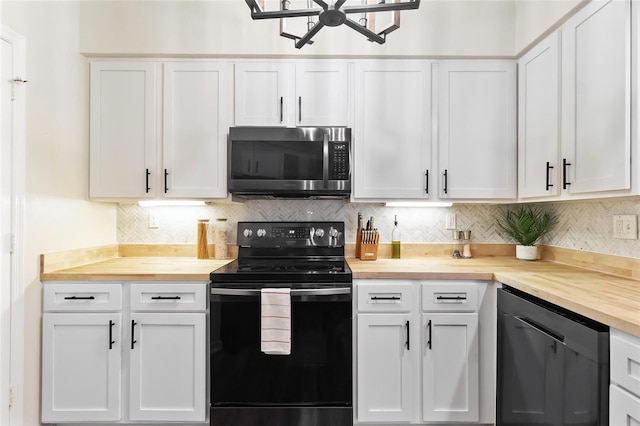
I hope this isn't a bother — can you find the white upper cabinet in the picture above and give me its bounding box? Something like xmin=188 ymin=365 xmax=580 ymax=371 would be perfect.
xmin=234 ymin=62 xmax=348 ymax=127
xmin=163 ymin=62 xmax=228 ymax=198
xmin=353 ymin=61 xmax=432 ymax=200
xmin=560 ymin=0 xmax=631 ymax=195
xmin=436 ymin=61 xmax=517 ymax=200
xmin=518 ymin=32 xmax=561 ymax=199
xmin=90 ymin=61 xmax=230 ymax=200
xmin=90 ymin=62 xmax=157 ymax=199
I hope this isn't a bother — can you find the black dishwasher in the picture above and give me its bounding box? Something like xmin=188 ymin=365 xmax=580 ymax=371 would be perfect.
xmin=497 ymin=285 xmax=609 ymax=426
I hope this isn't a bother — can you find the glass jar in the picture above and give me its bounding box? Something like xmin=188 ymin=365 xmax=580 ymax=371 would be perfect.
xmin=214 ymin=218 xmax=229 ymax=260
xmin=196 ymin=219 xmax=210 ymax=259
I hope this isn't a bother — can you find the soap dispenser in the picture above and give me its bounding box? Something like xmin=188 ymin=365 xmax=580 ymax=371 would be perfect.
xmin=391 ymin=215 xmax=401 ymax=259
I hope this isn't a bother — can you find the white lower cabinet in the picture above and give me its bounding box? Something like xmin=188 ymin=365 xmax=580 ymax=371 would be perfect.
xmin=611 ymin=328 xmax=640 ymax=425
xmin=355 ymin=280 xmax=490 ymax=425
xmin=41 ymin=281 xmax=208 ymax=425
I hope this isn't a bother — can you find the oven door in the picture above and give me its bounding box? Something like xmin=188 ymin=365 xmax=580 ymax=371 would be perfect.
xmin=210 ymin=286 xmax=352 ymax=409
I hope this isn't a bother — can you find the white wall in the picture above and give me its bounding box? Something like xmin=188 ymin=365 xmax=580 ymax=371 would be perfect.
xmin=79 ymin=0 xmax=516 ymax=57
xmin=514 ymin=0 xmax=588 ymax=54
xmin=0 ymin=2 xmax=117 ymax=424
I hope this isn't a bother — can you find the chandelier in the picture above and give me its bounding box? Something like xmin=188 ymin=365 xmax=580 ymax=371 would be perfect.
xmin=245 ymin=0 xmax=421 ymax=49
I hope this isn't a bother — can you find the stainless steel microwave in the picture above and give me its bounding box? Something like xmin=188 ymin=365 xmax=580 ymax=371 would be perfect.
xmin=227 ymin=127 xmax=351 ymax=199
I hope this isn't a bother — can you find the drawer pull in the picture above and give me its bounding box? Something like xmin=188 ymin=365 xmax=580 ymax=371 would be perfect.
xmin=427 ymin=320 xmax=432 ymax=350
xmin=108 ymin=320 xmax=115 ymax=350
xmin=131 ymin=320 xmax=137 ymax=350
xmin=151 ymin=295 xmax=182 ymax=300
xmin=371 ymin=296 xmax=400 ymax=301
xmin=64 ymin=295 xmax=96 ymax=300
xmin=436 ymin=295 xmax=466 ymax=301
xmin=405 ymin=320 xmax=410 ymax=351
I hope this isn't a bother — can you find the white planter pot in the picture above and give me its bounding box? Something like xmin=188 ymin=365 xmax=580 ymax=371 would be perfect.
xmin=516 ymin=245 xmax=538 ymax=261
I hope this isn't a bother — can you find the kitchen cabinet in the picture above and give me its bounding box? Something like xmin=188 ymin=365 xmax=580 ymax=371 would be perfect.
xmin=356 ymin=282 xmax=415 ymax=422
xmin=353 ymin=61 xmax=432 ymax=200
xmin=610 ymin=328 xmax=640 ymax=424
xmin=41 ymin=283 xmax=123 ymax=423
xmin=518 ymin=32 xmax=561 ymax=199
xmin=90 ymin=60 xmax=230 ymax=200
xmin=234 ymin=61 xmax=348 ymax=127
xmin=89 ymin=62 xmax=156 ymax=199
xmin=128 ymin=283 xmax=207 ymax=422
xmin=560 ymin=0 xmax=631 ymax=195
xmin=436 ymin=60 xmax=517 ymax=200
xmin=41 ymin=281 xmax=208 ymax=425
xmin=355 ymin=280 xmax=491 ymax=425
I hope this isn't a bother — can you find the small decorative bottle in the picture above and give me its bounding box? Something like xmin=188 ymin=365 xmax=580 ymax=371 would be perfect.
xmin=196 ymin=219 xmax=210 ymax=259
xmin=214 ymin=218 xmax=229 ymax=260
xmin=391 ymin=215 xmax=401 ymax=259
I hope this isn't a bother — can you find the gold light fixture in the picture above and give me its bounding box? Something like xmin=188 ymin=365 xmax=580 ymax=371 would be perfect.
xmin=245 ymin=0 xmax=421 ymax=49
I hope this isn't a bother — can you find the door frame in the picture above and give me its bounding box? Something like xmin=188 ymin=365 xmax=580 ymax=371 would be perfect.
xmin=0 ymin=24 xmax=26 ymax=426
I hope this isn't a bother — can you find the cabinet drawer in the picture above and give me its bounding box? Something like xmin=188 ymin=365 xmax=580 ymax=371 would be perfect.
xmin=130 ymin=283 xmax=208 ymax=312
xmin=421 ymin=283 xmax=478 ymax=312
xmin=611 ymin=329 xmax=640 ymax=397
xmin=610 ymin=385 xmax=640 ymax=425
xmin=357 ymin=282 xmax=413 ymax=313
xmin=43 ymin=283 xmax=122 ymax=312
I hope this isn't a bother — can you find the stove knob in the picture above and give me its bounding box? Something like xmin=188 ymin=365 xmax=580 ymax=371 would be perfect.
xmin=315 ymin=228 xmax=325 ymax=237
xmin=329 ymin=227 xmax=339 ymax=238
xmin=256 ymin=228 xmax=267 ymax=238
xmin=243 ymin=229 xmax=253 ymax=238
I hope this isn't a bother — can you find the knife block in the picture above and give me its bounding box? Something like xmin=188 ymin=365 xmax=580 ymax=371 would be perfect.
xmin=357 ymin=241 xmax=378 ymax=261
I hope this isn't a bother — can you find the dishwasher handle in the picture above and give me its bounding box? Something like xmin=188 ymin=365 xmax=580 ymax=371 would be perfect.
xmin=515 ymin=315 xmax=565 ymax=345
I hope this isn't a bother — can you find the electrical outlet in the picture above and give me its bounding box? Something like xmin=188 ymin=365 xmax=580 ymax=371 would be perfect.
xmin=613 ymin=215 xmax=638 ymax=240
xmin=149 ymin=212 xmax=160 ymax=229
xmin=445 ymin=213 xmax=457 ymax=230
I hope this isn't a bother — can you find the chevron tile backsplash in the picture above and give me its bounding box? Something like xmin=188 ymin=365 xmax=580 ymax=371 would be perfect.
xmin=117 ymin=197 xmax=640 ymax=259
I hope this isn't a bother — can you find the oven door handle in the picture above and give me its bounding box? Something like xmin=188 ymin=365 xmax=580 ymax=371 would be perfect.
xmin=210 ymin=287 xmax=351 ymax=296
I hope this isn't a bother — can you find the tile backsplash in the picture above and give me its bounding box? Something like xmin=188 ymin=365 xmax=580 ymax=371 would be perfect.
xmin=117 ymin=197 xmax=640 ymax=259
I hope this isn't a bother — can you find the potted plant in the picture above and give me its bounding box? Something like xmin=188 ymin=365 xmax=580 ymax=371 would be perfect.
xmin=495 ymin=206 xmax=558 ymax=260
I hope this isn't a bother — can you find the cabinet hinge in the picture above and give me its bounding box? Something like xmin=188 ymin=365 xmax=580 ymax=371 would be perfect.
xmin=9 ymin=234 xmax=15 ymax=253
xmin=8 ymin=386 xmax=14 ymax=407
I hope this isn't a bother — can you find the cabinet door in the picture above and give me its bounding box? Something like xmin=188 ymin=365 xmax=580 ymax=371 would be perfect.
xmin=422 ymin=313 xmax=479 ymax=422
xmin=610 ymin=385 xmax=640 ymax=425
xmin=295 ymin=62 xmax=348 ymax=126
xmin=353 ymin=61 xmax=431 ymax=200
xmin=518 ymin=32 xmax=561 ymax=199
xmin=234 ymin=62 xmax=291 ymax=126
xmin=41 ymin=313 xmax=121 ymax=422
xmin=163 ymin=62 xmax=229 ymax=198
xmin=437 ymin=61 xmax=517 ymax=200
xmin=129 ymin=312 xmax=207 ymax=422
xmin=561 ymin=0 xmax=631 ymax=194
xmin=357 ymin=313 xmax=413 ymax=422
xmin=90 ymin=61 xmax=157 ymax=198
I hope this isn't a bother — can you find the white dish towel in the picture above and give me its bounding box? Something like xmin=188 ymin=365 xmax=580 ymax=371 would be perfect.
xmin=260 ymin=288 xmax=291 ymax=355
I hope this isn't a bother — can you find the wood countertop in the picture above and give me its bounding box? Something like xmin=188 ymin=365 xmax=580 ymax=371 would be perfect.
xmin=40 ymin=246 xmax=640 ymax=338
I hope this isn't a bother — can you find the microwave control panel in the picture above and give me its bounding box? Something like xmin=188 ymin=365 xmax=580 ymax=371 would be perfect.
xmin=329 ymin=142 xmax=350 ymax=180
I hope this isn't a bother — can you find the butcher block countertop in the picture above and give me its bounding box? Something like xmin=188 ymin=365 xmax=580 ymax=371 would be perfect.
xmin=40 ymin=244 xmax=640 ymax=338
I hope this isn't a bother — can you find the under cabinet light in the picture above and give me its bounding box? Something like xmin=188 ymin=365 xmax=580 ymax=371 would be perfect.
xmin=385 ymin=201 xmax=453 ymax=208
xmin=138 ymin=200 xmax=207 ymax=207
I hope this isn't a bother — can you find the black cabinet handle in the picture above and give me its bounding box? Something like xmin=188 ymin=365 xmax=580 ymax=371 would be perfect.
xmin=280 ymin=97 xmax=283 ymax=123
xmin=371 ymin=296 xmax=400 ymax=301
xmin=63 ymin=295 xmax=95 ymax=300
xmin=151 ymin=296 xmax=181 ymax=300
xmin=443 ymin=169 xmax=448 ymax=194
xmin=405 ymin=320 xmax=410 ymax=350
xmin=131 ymin=320 xmax=137 ymax=350
xmin=425 ymin=169 xmax=429 ymax=194
xmin=298 ymin=96 xmax=302 ymax=123
xmin=164 ymin=169 xmax=169 ymax=193
xmin=436 ymin=295 xmax=466 ymax=301
xmin=545 ymin=162 xmax=554 ymax=191
xmin=427 ymin=320 xmax=432 ymax=349
xmin=145 ymin=168 xmax=151 ymax=193
xmin=562 ymin=158 xmax=571 ymax=189
xmin=109 ymin=320 xmax=115 ymax=350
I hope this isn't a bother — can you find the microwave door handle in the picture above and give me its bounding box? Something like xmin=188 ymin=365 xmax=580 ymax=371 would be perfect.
xmin=323 ymin=133 xmax=329 ymax=188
